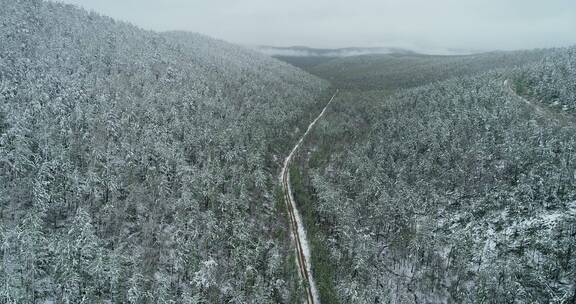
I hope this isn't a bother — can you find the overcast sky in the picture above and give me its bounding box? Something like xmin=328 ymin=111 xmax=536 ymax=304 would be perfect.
xmin=55 ymin=0 xmax=576 ymax=51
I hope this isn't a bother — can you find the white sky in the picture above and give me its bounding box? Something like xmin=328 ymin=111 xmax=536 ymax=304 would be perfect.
xmin=54 ymin=0 xmax=576 ymax=51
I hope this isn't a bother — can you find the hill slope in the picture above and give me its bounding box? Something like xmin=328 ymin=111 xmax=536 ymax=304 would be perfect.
xmin=0 ymin=0 xmax=329 ymax=303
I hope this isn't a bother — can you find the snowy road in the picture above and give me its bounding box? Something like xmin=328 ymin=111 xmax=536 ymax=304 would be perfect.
xmin=280 ymin=90 xmax=338 ymax=304
xmin=504 ymin=79 xmax=545 ymax=115
xmin=504 ymin=79 xmax=574 ymax=125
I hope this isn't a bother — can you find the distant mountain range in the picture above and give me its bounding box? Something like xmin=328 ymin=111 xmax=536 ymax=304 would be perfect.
xmin=256 ymin=45 xmax=481 ymax=57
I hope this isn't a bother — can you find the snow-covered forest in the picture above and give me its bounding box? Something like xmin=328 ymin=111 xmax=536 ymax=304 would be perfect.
xmin=290 ymin=49 xmax=576 ymax=303
xmin=2 ymin=0 xmax=576 ymax=303
xmin=0 ymin=0 xmax=330 ymax=302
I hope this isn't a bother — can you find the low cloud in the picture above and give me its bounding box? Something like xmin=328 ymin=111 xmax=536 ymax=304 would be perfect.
xmin=55 ymin=0 xmax=576 ymax=51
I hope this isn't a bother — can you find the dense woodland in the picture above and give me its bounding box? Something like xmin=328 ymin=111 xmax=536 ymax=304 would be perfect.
xmin=0 ymin=0 xmax=330 ymax=302
xmin=289 ymin=49 xmax=576 ymax=303
xmin=2 ymin=1 xmax=576 ymax=303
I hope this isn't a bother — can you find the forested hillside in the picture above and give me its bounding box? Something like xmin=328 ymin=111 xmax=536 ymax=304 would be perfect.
xmin=0 ymin=0 xmax=330 ymax=302
xmin=291 ymin=48 xmax=576 ymax=302
xmin=2 ymin=1 xmax=575 ymax=303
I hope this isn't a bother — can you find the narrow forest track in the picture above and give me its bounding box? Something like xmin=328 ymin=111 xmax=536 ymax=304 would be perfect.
xmin=280 ymin=90 xmax=338 ymax=304
xmin=504 ymin=79 xmax=575 ymax=126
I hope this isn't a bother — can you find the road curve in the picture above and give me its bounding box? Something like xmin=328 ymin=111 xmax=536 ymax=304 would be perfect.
xmin=504 ymin=79 xmax=544 ymax=114
xmin=280 ymin=90 xmax=338 ymax=304
xmin=504 ymin=79 xmax=574 ymax=125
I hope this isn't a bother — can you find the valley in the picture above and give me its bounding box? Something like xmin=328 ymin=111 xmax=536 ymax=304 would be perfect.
xmin=277 ymin=49 xmax=576 ymax=303
xmin=1 ymin=1 xmax=575 ymax=303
